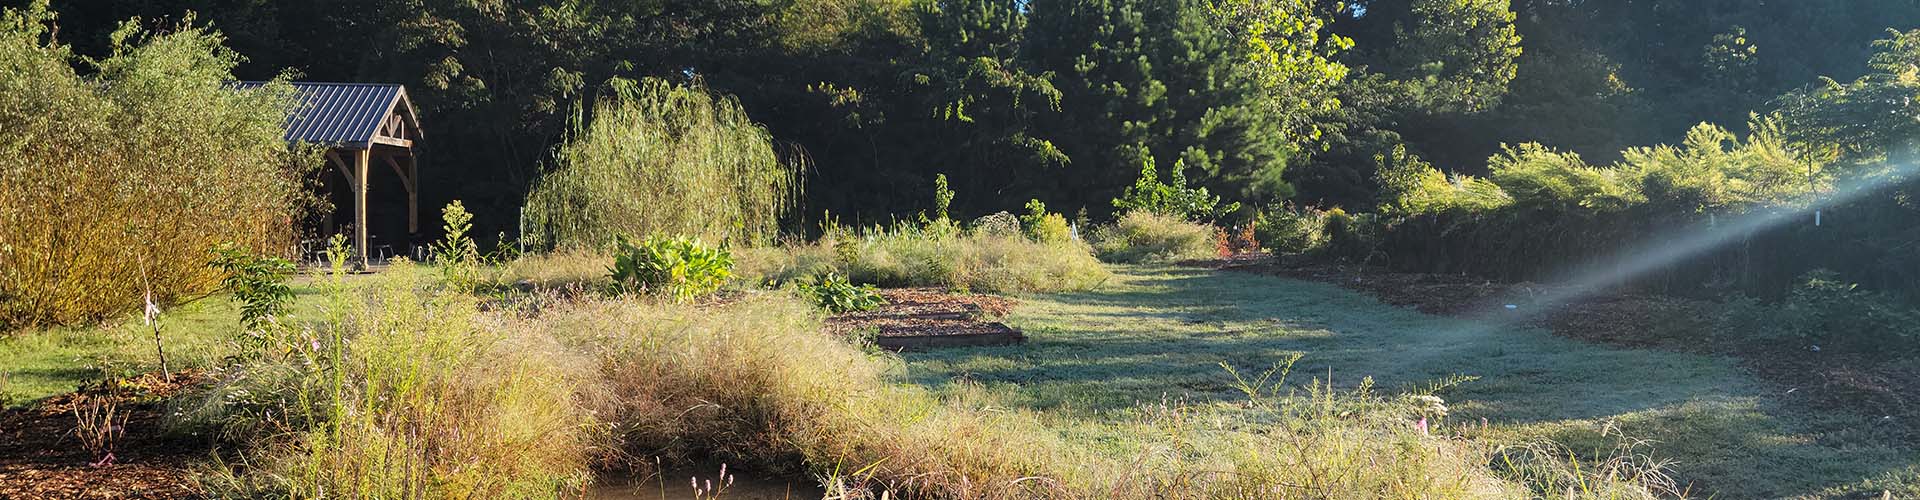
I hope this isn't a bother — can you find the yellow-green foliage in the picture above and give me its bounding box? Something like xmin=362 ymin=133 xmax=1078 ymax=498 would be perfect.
xmin=1092 ymin=211 xmax=1218 ymax=263
xmin=1377 ymin=145 xmax=1513 ymax=214
xmin=741 ymin=226 xmax=1109 ymax=294
xmin=207 ymin=264 xmax=600 ymax=497
xmin=523 ymin=77 xmax=801 ymax=250
xmin=1026 ymin=213 xmax=1074 ymax=245
xmin=1488 ymin=144 xmax=1644 ymax=210
xmin=1622 ymin=118 xmax=1824 ymax=210
xmin=0 ymin=7 xmax=313 ymax=328
xmin=1381 ymin=118 xmax=1824 ymax=216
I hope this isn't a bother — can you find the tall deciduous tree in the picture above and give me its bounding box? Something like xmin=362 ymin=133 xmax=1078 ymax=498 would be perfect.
xmin=1028 ymin=0 xmax=1347 ymax=216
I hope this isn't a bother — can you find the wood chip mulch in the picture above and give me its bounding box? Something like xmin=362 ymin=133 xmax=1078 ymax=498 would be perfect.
xmin=0 ymin=371 xmax=214 ymax=499
xmin=1223 ymin=256 xmax=1920 ymax=442
xmin=825 ymin=288 xmax=1019 ymax=338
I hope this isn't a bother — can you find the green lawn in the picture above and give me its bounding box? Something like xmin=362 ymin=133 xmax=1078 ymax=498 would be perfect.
xmin=905 ymin=266 xmax=1920 ymax=499
xmin=0 ymin=279 xmax=330 ymax=407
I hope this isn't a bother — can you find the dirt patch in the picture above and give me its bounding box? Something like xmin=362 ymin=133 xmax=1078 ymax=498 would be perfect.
xmin=827 ymin=289 xmax=1024 ymax=349
xmin=0 ymin=371 xmax=213 ymax=499
xmin=1225 ymin=257 xmax=1920 ymax=441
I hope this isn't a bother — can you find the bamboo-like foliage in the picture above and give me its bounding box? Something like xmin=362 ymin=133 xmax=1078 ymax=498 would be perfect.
xmin=524 ymin=77 xmax=802 ymax=250
xmin=0 ymin=6 xmax=315 ymax=329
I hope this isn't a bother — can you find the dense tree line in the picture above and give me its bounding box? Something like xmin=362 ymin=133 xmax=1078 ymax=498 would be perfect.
xmin=15 ymin=0 xmax=1920 ymax=238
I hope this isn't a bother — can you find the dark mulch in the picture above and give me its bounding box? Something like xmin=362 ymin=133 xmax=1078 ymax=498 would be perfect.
xmin=826 ymin=288 xmax=1021 ymax=340
xmin=0 ymin=371 xmax=214 ymax=499
xmin=1223 ymin=256 xmax=1920 ymax=440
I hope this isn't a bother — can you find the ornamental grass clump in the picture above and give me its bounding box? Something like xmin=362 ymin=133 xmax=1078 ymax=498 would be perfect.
xmin=749 ymin=223 xmax=1108 ymax=295
xmin=1092 ymin=211 xmax=1218 ymax=264
xmin=198 ymin=263 xmax=602 ymax=498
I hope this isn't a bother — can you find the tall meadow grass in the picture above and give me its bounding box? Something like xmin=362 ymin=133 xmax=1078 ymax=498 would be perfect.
xmin=736 ymin=225 xmax=1110 ymax=294
xmin=1091 ymin=211 xmax=1219 ymax=264
xmin=198 ymin=263 xmax=601 ymax=497
xmin=188 ymin=260 xmax=1676 ymax=499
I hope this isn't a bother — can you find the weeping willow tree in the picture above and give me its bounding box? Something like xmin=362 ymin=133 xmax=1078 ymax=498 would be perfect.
xmin=524 ymin=78 xmax=803 ymax=249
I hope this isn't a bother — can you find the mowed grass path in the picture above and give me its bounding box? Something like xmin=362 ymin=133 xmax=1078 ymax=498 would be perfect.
xmin=1 ymin=279 xmax=333 ymax=406
xmin=906 ymin=266 xmax=1919 ymax=498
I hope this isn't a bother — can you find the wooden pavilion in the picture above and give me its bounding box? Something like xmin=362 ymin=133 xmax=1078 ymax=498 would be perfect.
xmin=238 ymin=81 xmax=425 ymax=269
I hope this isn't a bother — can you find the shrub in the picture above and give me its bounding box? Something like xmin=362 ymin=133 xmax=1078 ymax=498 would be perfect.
xmin=1320 ymin=209 xmax=1387 ymax=263
xmin=1255 ymin=205 xmax=1330 ymax=255
xmin=1489 ymin=143 xmax=1642 ymax=211
xmin=523 ymin=77 xmax=801 ymax=250
xmin=609 ymin=235 xmax=734 ymax=301
xmin=1375 ymin=145 xmax=1512 ymax=215
xmin=1092 ymin=211 xmax=1218 ymax=263
xmin=208 ymin=243 xmax=295 ymax=354
xmin=1021 ymin=199 xmax=1074 ymax=244
xmin=1622 ymin=118 xmax=1823 ymax=211
xmin=795 ymin=273 xmax=886 ymax=313
xmin=0 ymin=7 xmax=316 ymax=328
xmin=1724 ymin=269 xmax=1920 ymax=353
xmin=1113 ymin=157 xmax=1239 ymax=222
xmin=971 ymin=211 xmax=1023 ymax=239
xmin=1029 ymin=213 xmax=1074 ymax=244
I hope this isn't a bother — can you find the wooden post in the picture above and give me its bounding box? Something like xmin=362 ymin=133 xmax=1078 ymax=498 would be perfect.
xmin=383 ymin=154 xmax=419 ymax=235
xmin=407 ymin=155 xmax=419 ymax=235
xmin=320 ymin=165 xmax=336 ymax=237
xmin=355 ymin=148 xmax=371 ymax=270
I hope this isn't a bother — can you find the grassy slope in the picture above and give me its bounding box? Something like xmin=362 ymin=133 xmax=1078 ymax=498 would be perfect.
xmin=907 ymin=266 xmax=1920 ymax=499
xmin=0 ymin=280 xmax=328 ymax=407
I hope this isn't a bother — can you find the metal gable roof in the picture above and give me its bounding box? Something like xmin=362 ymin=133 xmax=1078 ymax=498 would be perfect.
xmin=234 ymin=81 xmax=410 ymax=148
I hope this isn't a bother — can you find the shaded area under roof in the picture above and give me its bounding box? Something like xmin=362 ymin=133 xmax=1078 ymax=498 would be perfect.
xmin=234 ymin=81 xmax=407 ymax=148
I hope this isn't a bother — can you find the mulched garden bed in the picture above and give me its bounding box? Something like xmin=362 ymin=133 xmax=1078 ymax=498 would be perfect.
xmin=1223 ymin=256 xmax=1920 ymax=442
xmin=826 ymin=288 xmax=1025 ymax=351
xmin=0 ymin=371 xmax=213 ymax=499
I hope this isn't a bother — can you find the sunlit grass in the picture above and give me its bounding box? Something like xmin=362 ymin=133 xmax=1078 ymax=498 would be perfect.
xmin=906 ymin=266 xmax=1919 ymax=498
xmin=0 ymin=279 xmax=328 ymax=406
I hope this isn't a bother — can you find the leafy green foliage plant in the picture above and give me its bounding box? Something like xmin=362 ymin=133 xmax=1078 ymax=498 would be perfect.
xmin=795 ymin=273 xmax=885 ymax=314
xmin=609 ymin=235 xmax=734 ymax=301
xmin=209 ymin=243 xmax=295 ymax=354
xmin=1020 ymin=199 xmax=1075 ymax=245
xmin=1724 ymin=270 xmax=1919 ymax=354
xmin=435 ymin=201 xmax=482 ymax=289
xmin=1112 ymin=158 xmax=1241 ymax=222
xmin=1255 ymin=205 xmax=1331 ymax=255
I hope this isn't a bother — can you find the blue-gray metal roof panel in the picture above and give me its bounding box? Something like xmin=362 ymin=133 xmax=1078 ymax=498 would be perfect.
xmin=234 ymin=81 xmax=404 ymax=147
